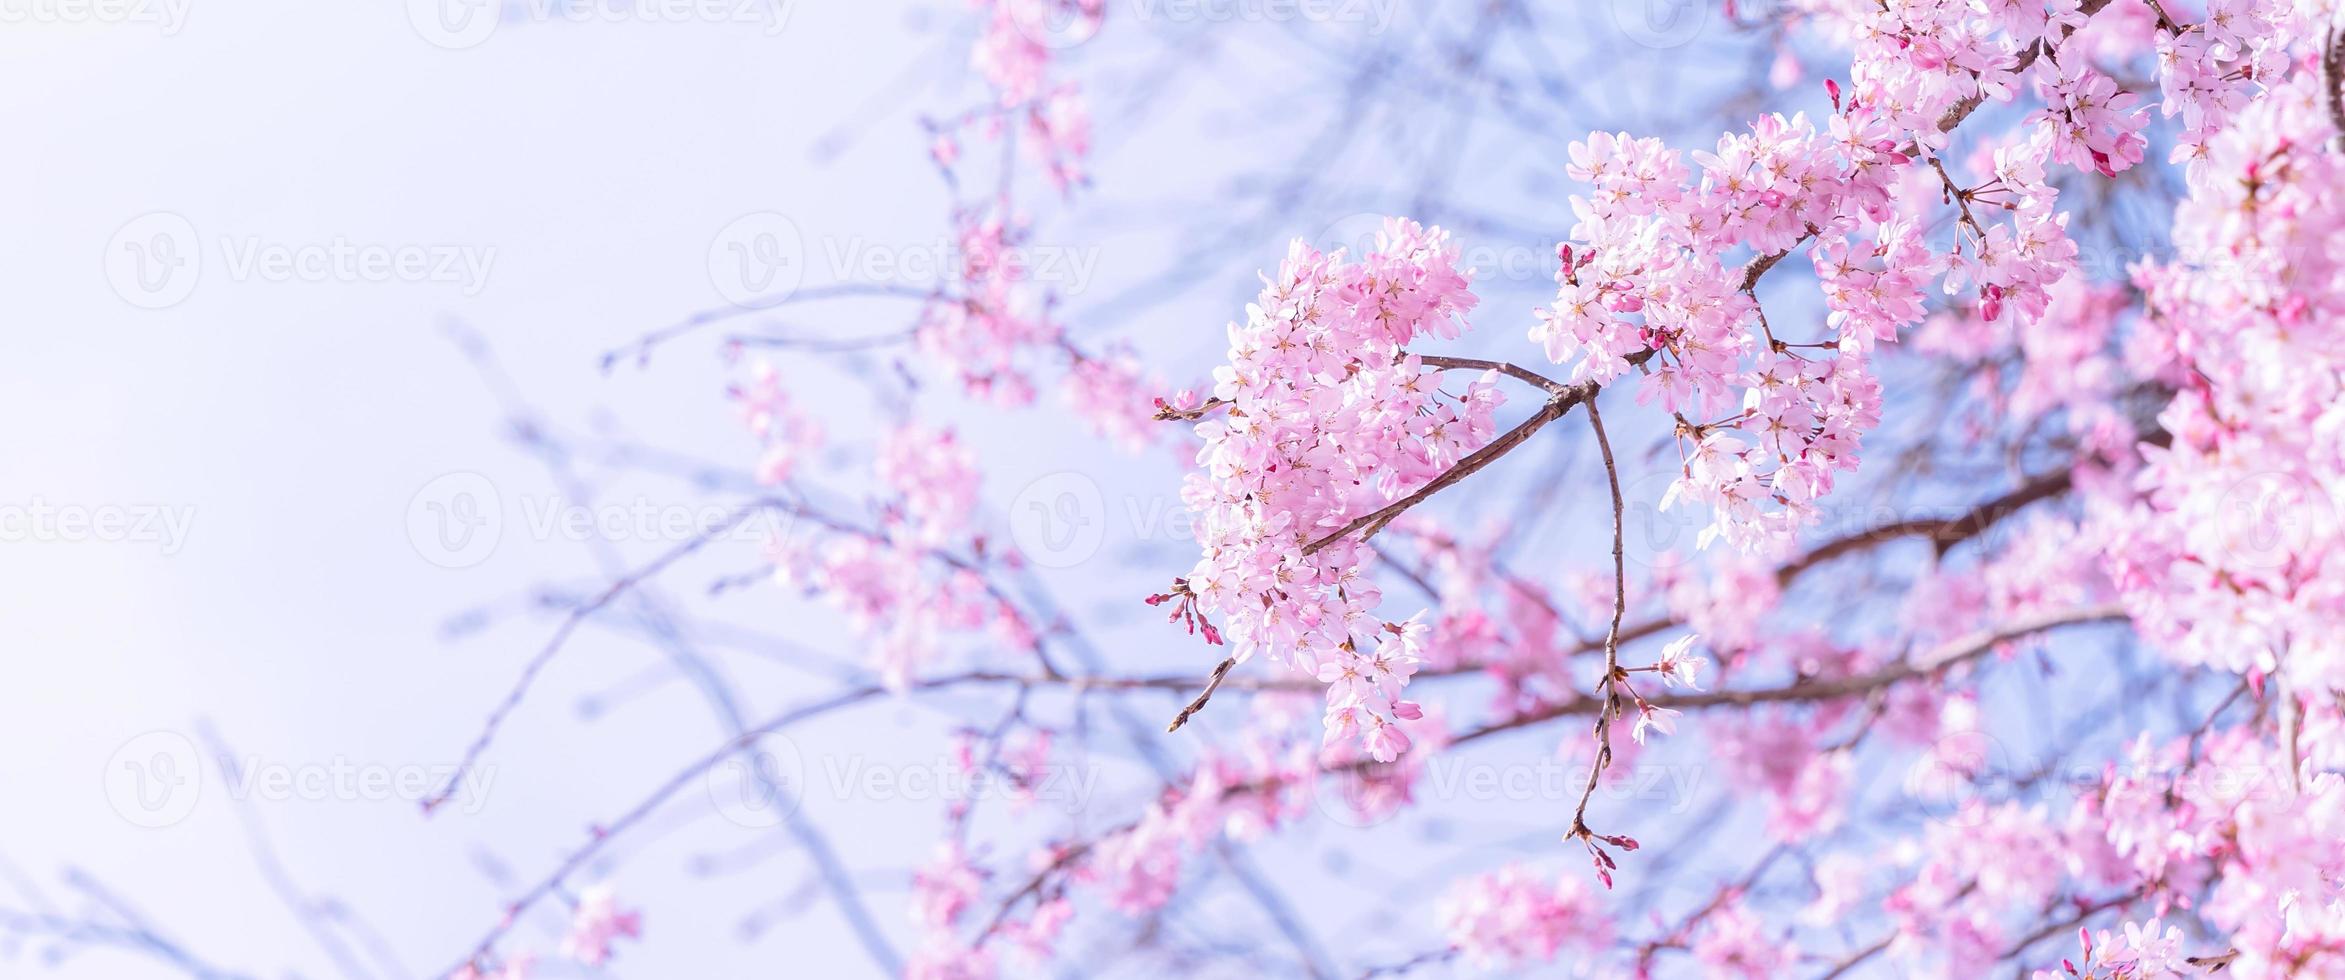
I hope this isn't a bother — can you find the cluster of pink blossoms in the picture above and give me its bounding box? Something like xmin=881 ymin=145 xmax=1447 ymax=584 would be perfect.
xmin=922 ymin=0 xmax=1136 ymax=415
xmin=771 ymin=423 xmax=1037 ymax=689
xmin=904 ymin=214 xmax=1162 ymax=439
xmin=730 ymin=358 xmax=824 ymax=486
xmin=969 ymin=0 xmax=1101 ymax=107
xmin=2108 ymin=68 xmax=2345 ymax=696
xmin=1540 ymin=111 xmax=1912 ymax=551
xmin=1883 ymin=801 xmax=2130 ymax=974
xmin=1385 ymin=524 xmax=1591 ymax=713
xmin=1169 ymin=218 xmax=1499 ymax=760
xmin=967 ymin=0 xmax=1101 ymax=194
xmin=2153 ymin=0 xmax=2301 ymax=173
xmin=908 ymin=703 xmax=1331 ymax=978
xmin=2034 ymin=917 xmax=2191 ymax=979
xmin=450 ymin=958 xmax=532 ymax=980
xmin=1435 ymin=864 xmax=1611 ymax=967
xmin=2030 ymin=55 xmax=2150 ymax=176
xmin=1691 ymin=898 xmax=1801 ymax=978
xmin=1537 ymin=0 xmax=2178 ymax=553
xmin=557 ymin=885 xmax=642 ymax=967
xmin=1059 ymin=349 xmax=1165 ymax=452
xmin=1580 ymin=125 xmax=1880 ymax=544
xmin=914 ymin=215 xmax=1064 ymax=405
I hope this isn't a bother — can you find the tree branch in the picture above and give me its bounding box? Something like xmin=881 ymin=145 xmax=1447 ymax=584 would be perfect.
xmin=1567 ymin=391 xmax=1629 ymax=845
xmin=1165 ymin=656 xmax=1239 ymax=733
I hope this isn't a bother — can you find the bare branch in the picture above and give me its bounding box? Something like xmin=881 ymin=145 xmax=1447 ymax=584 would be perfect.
xmin=1304 ymin=380 xmax=1596 ymax=556
xmin=1415 ymin=353 xmax=1574 ymax=397
xmin=1165 ymin=656 xmax=1239 ymax=733
xmin=424 ymin=507 xmax=760 ymax=815
xmin=1566 ymin=391 xmax=1629 ymax=847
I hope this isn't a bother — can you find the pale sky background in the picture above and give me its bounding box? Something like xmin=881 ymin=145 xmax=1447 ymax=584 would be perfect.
xmin=3 ymin=4 xmax=1010 ymax=975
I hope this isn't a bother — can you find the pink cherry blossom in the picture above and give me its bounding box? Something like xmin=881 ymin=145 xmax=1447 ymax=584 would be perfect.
xmin=557 ymin=886 xmax=641 ymax=967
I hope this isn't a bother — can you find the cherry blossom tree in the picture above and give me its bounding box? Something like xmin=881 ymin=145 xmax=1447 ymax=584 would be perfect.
xmin=412 ymin=1 xmax=2345 ymax=977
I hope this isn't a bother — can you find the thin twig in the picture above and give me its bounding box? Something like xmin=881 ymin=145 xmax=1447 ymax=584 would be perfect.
xmin=1415 ymin=353 xmax=1574 ymax=396
xmin=2326 ymin=5 xmax=2345 ymax=153
xmin=1305 ymin=381 xmax=1593 ymax=555
xmin=1567 ymin=392 xmax=1628 ymax=842
xmin=1166 ymin=656 xmax=1239 ymax=733
xmin=600 ymin=282 xmax=942 ymax=371
xmin=1154 ymin=397 xmax=1230 ymax=422
xmin=423 ymin=507 xmax=758 ymax=814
